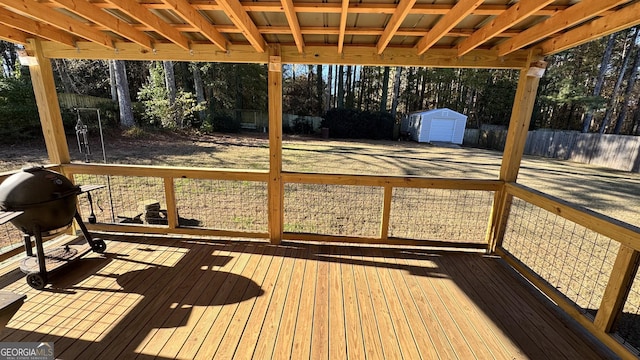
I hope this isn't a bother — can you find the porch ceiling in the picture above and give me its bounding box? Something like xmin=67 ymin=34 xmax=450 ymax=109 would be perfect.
xmin=0 ymin=0 xmax=639 ymax=66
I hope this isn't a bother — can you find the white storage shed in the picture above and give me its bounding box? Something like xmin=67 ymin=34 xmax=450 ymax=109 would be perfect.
xmin=406 ymin=108 xmax=468 ymax=144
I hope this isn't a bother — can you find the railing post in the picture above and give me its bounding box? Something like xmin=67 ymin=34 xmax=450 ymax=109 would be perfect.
xmin=268 ymin=45 xmax=283 ymax=244
xmin=380 ymin=185 xmax=393 ymax=241
xmin=487 ymin=54 xmax=545 ymax=253
xmin=594 ymin=245 xmax=640 ymax=332
xmin=164 ymin=177 xmax=178 ymax=229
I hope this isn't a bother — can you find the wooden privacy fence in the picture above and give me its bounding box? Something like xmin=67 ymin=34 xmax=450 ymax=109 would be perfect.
xmin=57 ymin=93 xmax=114 ymax=109
xmin=464 ymin=129 xmax=640 ymax=172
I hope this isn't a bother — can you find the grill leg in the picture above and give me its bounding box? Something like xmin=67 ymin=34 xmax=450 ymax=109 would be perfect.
xmin=74 ymin=211 xmax=95 ymax=247
xmin=23 ymin=234 xmax=33 ymax=257
xmin=33 ymin=226 xmax=48 ymax=283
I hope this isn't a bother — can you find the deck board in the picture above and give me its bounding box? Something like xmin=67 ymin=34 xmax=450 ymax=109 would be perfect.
xmin=0 ymin=236 xmax=614 ymax=359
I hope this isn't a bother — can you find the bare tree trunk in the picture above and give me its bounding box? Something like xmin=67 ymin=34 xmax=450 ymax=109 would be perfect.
xmin=391 ymin=66 xmax=402 ymax=118
xmin=316 ymin=64 xmax=323 ymax=115
xmin=325 ymin=65 xmax=332 ymax=111
xmin=108 ymin=60 xmax=118 ymax=101
xmin=113 ymin=60 xmax=135 ymax=127
xmin=583 ymin=34 xmax=616 ymax=132
xmin=337 ymin=65 xmax=344 ymax=108
xmin=600 ymin=30 xmax=635 ymax=134
xmin=380 ymin=66 xmax=390 ymax=112
xmin=614 ymin=28 xmax=640 ymax=134
xmin=162 ymin=60 xmax=179 ymax=126
xmin=191 ymin=62 xmax=206 ymax=124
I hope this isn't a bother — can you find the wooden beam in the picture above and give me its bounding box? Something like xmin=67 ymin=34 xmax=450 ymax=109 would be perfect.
xmin=268 ymin=45 xmax=283 ymax=244
xmin=376 ymin=0 xmax=416 ymax=54
xmin=49 ymin=0 xmax=153 ymax=50
xmin=160 ymin=0 xmax=227 ymax=50
xmin=415 ymin=0 xmax=483 ymax=55
xmin=0 ymin=0 xmax=114 ymax=49
xmin=337 ymin=0 xmax=349 ymax=54
xmin=496 ymin=0 xmax=627 ymax=56
xmin=104 ymin=0 xmax=190 ymax=50
xmin=540 ymin=1 xmax=640 ymax=55
xmin=0 ymin=8 xmax=75 ymax=47
xmin=25 ymin=38 xmax=70 ymax=164
xmin=216 ymin=0 xmax=266 ymax=53
xmin=281 ymin=0 xmax=304 ymax=53
xmin=0 ymin=21 xmax=28 ymax=44
xmin=457 ymin=0 xmax=554 ymax=57
xmin=594 ymin=245 xmax=639 ymax=332
xmin=39 ymin=41 xmax=532 ymax=68
xmin=104 ymin=2 xmax=572 ymax=17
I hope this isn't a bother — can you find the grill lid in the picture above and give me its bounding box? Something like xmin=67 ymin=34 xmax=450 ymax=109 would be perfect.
xmin=0 ymin=167 xmax=80 ymax=211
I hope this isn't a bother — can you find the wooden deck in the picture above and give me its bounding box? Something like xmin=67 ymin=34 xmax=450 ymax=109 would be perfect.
xmin=0 ymin=235 xmax=613 ymax=359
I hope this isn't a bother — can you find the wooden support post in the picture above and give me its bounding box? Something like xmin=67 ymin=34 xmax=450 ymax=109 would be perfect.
xmin=594 ymin=245 xmax=640 ymax=332
xmin=25 ymin=38 xmax=70 ymax=165
xmin=268 ymin=45 xmax=283 ymax=244
xmin=380 ymin=185 xmax=393 ymax=240
xmin=164 ymin=177 xmax=178 ymax=229
xmin=487 ymin=55 xmax=545 ymax=252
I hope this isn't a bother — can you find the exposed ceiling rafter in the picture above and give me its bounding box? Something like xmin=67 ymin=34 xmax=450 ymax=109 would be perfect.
xmin=337 ymin=0 xmax=349 ymax=54
xmin=540 ymin=0 xmax=640 ymax=55
xmin=49 ymin=0 xmax=153 ymax=50
xmin=376 ymin=0 xmax=417 ymax=54
xmin=495 ymin=0 xmax=628 ymax=56
xmin=160 ymin=0 xmax=227 ymax=50
xmin=281 ymin=0 xmax=305 ymax=53
xmin=457 ymin=0 xmax=555 ymax=57
xmin=216 ymin=0 xmax=266 ymax=53
xmin=103 ymin=0 xmax=191 ymax=50
xmin=416 ymin=0 xmax=484 ymax=55
xmin=0 ymin=8 xmax=75 ymax=47
xmin=0 ymin=0 xmax=114 ymax=49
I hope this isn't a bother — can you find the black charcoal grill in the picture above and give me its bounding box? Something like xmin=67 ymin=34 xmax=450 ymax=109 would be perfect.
xmin=0 ymin=166 xmax=106 ymax=289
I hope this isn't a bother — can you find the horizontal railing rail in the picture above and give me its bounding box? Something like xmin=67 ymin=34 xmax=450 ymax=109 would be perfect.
xmin=498 ymin=182 xmax=640 ymax=359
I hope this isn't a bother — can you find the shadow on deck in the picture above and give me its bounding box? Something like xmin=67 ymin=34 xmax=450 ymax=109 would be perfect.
xmin=0 ymin=235 xmax=615 ymax=359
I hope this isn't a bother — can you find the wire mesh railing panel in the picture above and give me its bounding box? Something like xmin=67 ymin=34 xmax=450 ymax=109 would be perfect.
xmin=389 ymin=188 xmax=493 ymax=243
xmin=74 ymin=174 xmax=166 ymax=225
xmin=174 ymin=178 xmax=268 ymax=231
xmin=614 ymin=272 xmax=640 ymax=355
xmin=502 ymin=197 xmax=620 ymax=315
xmin=0 ymin=223 xmax=24 ymax=252
xmin=283 ymin=184 xmax=383 ymax=237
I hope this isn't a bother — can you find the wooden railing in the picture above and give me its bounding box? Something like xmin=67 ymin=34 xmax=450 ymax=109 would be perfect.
xmin=497 ymin=183 xmax=640 ymax=359
xmin=61 ymin=163 xmax=500 ymax=249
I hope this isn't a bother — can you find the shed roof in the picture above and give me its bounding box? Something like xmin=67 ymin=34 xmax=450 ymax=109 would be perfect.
xmin=1 ymin=0 xmax=639 ymax=67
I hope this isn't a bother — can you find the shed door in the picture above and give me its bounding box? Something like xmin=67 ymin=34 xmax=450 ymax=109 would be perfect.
xmin=429 ymin=118 xmax=455 ymax=142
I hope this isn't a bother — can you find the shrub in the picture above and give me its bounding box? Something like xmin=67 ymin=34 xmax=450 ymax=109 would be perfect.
xmin=0 ymin=76 xmax=42 ymax=144
xmin=321 ymin=108 xmax=394 ymax=140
